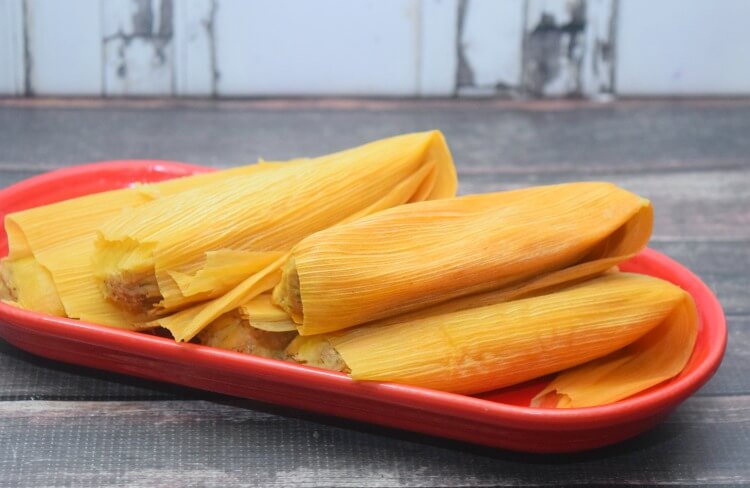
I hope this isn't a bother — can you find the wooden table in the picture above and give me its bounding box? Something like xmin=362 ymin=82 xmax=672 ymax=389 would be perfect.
xmin=0 ymin=99 xmax=748 ymax=487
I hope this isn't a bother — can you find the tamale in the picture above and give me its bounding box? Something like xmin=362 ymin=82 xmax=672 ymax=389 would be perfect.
xmin=3 ymin=162 xmax=287 ymax=328
xmin=139 ymin=131 xmax=456 ymax=342
xmin=95 ymin=131 xmax=455 ymax=323
xmin=275 ymin=182 xmax=652 ymax=336
xmin=286 ymin=273 xmax=697 ymax=402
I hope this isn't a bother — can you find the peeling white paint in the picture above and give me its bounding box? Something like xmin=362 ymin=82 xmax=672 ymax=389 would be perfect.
xmin=1 ymin=0 xmax=749 ymax=98
xmin=102 ymin=0 xmax=173 ymax=96
xmin=524 ymin=0 xmax=584 ymax=97
xmin=174 ymin=0 xmax=215 ymax=96
xmin=459 ymin=0 xmax=524 ymax=94
xmin=582 ymin=0 xmax=614 ymax=97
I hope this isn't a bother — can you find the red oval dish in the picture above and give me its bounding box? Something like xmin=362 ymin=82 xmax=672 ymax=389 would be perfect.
xmin=0 ymin=160 xmax=727 ymax=453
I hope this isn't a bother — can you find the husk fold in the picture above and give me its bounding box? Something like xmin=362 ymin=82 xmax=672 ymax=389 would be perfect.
xmin=286 ymin=273 xmax=697 ymax=403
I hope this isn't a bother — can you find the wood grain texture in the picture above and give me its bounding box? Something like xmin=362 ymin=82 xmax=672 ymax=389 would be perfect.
xmin=1 ymin=101 xmax=749 ymax=172
xmin=1 ymin=396 xmax=749 ymax=487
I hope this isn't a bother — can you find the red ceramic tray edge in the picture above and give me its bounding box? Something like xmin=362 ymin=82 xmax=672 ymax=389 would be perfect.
xmin=0 ymin=160 xmax=728 ymax=452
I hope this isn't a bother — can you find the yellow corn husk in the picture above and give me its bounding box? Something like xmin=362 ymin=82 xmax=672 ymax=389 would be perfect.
xmin=196 ymin=310 xmax=297 ymax=359
xmin=4 ymin=162 xmax=286 ymax=328
xmin=96 ymin=131 xmax=455 ymax=320
xmin=286 ymin=273 xmax=697 ymax=401
xmin=275 ymin=182 xmax=652 ymax=336
xmin=237 ymin=293 xmax=297 ymax=332
xmin=0 ymin=256 xmax=65 ymax=316
xmin=531 ymin=287 xmax=698 ymax=408
xmin=150 ymin=131 xmax=457 ymax=342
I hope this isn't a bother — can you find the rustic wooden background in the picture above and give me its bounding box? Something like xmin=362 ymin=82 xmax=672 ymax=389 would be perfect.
xmin=2 ymin=0 xmax=750 ymax=98
xmin=0 ymin=98 xmax=748 ymax=487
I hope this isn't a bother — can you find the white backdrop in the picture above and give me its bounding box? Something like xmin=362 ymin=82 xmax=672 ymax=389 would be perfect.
xmin=1 ymin=0 xmax=748 ymax=98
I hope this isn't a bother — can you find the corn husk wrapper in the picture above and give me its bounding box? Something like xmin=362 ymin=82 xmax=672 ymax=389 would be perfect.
xmin=286 ymin=273 xmax=697 ymax=405
xmin=152 ymin=131 xmax=457 ymax=342
xmin=2 ymin=162 xmax=286 ymax=328
xmin=276 ymin=182 xmax=653 ymax=336
xmin=238 ymin=294 xmax=297 ymax=332
xmin=531 ymin=286 xmax=698 ymax=408
xmin=0 ymin=256 xmax=65 ymax=316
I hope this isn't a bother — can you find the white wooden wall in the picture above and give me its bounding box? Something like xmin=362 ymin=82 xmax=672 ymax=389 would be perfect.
xmin=1 ymin=0 xmax=748 ymax=97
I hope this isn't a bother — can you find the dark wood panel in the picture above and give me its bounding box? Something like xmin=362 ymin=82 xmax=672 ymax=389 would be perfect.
xmin=0 ymin=339 xmax=215 ymax=401
xmin=651 ymin=241 xmax=750 ymax=316
xmin=696 ymin=316 xmax=750 ymax=397
xmin=1 ymin=103 xmax=749 ymax=176
xmin=0 ymin=395 xmax=748 ymax=487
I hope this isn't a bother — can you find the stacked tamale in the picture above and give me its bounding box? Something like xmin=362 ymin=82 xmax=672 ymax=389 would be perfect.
xmin=1 ymin=130 xmax=698 ymax=408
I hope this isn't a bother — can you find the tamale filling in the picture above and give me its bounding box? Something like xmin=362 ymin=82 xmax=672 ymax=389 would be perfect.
xmin=285 ymin=335 xmax=349 ymax=372
xmin=197 ymin=310 xmax=297 ymax=359
xmin=273 ymin=257 xmax=303 ymax=322
xmin=102 ymin=272 xmax=162 ymax=316
xmin=0 ymin=263 xmax=17 ymax=301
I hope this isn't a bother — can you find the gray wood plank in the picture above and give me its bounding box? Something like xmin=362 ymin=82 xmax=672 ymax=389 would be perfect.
xmin=0 ymin=396 xmax=748 ymax=487
xmin=0 ymin=101 xmax=749 ymax=174
xmin=697 ymin=316 xmax=750 ymax=397
xmin=651 ymin=241 xmax=749 ymax=316
xmin=0 ymin=339 xmax=217 ymax=401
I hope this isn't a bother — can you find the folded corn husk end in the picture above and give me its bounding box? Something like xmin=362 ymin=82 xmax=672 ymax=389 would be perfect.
xmin=530 ymin=287 xmax=698 ymax=408
xmin=0 ymin=256 xmax=66 ymax=316
xmin=238 ymin=293 xmax=298 ymax=332
xmin=93 ymin=235 xmax=160 ymax=315
xmin=156 ymin=255 xmax=288 ymax=342
xmin=285 ymin=273 xmax=695 ymax=405
xmin=285 ymin=335 xmax=349 ymax=372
